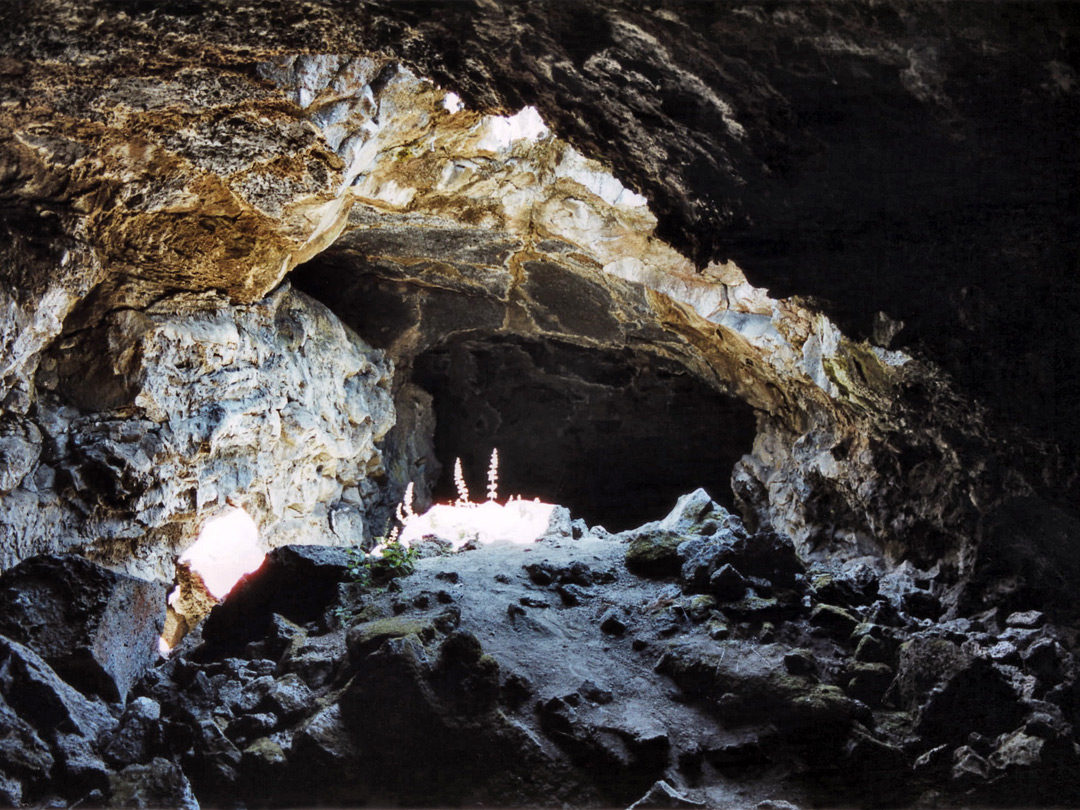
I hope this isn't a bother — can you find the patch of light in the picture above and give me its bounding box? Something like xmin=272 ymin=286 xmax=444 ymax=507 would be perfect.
xmin=555 ymin=148 xmax=648 ymax=208
xmin=399 ymin=499 xmax=556 ymax=551
xmin=178 ymin=507 xmax=265 ymax=600
xmin=474 ymin=106 xmax=550 ymax=152
xmin=442 ymin=91 xmax=464 ymax=114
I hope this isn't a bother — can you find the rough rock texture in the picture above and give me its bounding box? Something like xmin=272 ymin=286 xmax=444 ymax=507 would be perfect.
xmin=0 ymin=0 xmax=1074 ymax=605
xmin=0 ymin=284 xmax=392 ymax=580
xmin=0 ymin=555 xmax=165 ymax=703
xmin=0 ymin=3 xmax=1078 ymax=805
xmin=2 ymin=494 xmax=1076 ymax=808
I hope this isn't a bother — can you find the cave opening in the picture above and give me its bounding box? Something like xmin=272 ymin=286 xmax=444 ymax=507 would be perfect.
xmin=409 ymin=334 xmax=757 ymax=532
xmin=292 ymin=257 xmax=760 ymax=534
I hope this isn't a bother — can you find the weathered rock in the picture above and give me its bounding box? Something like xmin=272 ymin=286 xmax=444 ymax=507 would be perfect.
xmin=0 ymin=636 xmax=116 ymax=743
xmin=201 ymin=545 xmax=353 ymax=651
xmin=809 ymin=604 xmax=860 ymax=641
xmin=0 ymin=554 xmax=165 ymax=702
xmin=100 ymin=697 xmax=163 ymax=769
xmin=0 ymin=693 xmax=54 ymax=793
xmin=625 ymin=531 xmax=684 ymax=578
xmin=914 ymin=659 xmax=1026 ymax=747
xmin=107 ymin=757 xmax=199 ymax=810
xmin=679 ymin=528 xmax=804 ymax=595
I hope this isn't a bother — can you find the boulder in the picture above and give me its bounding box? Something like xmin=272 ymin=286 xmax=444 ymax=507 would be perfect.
xmin=201 ymin=545 xmax=352 ymax=651
xmin=625 ymin=779 xmax=704 ymax=808
xmin=107 ymin=758 xmax=199 ymax=810
xmin=100 ymin=697 xmax=163 ymax=768
xmin=625 ymin=531 xmax=684 ymax=578
xmin=0 ymin=636 xmax=116 ymax=742
xmin=0 ymin=554 xmax=166 ymax=702
xmin=0 ymin=693 xmax=54 ymax=794
xmin=679 ymin=530 xmax=804 ymax=594
xmin=914 ymin=658 xmax=1026 ymax=746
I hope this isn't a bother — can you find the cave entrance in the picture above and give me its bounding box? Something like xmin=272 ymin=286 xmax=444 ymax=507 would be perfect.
xmin=410 ymin=335 xmax=756 ymax=532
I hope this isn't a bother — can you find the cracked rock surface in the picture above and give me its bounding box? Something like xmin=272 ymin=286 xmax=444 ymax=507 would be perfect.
xmin=3 ymin=492 xmax=1080 ymax=808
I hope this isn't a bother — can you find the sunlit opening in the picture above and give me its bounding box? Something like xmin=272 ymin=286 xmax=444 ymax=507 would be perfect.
xmin=398 ymin=499 xmax=556 ymax=551
xmin=442 ymin=91 xmax=463 ymax=114
xmin=178 ymin=507 xmax=265 ymax=599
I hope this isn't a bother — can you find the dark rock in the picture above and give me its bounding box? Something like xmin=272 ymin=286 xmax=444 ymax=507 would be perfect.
xmin=100 ymin=697 xmax=162 ymax=768
xmin=226 ymin=712 xmax=277 ymax=743
xmin=346 ymin=614 xmax=439 ymax=664
xmin=261 ymin=613 xmax=306 ymax=662
xmin=0 ymin=636 xmax=116 ymax=743
xmin=810 ymin=565 xmax=879 ymax=610
xmin=0 ymin=555 xmax=165 ymax=702
xmin=656 ymin=641 xmax=864 ymax=746
xmin=625 ymin=531 xmax=684 ymax=578
xmin=915 ymin=658 xmax=1026 ymax=746
xmin=580 ymin=680 xmax=613 ymax=705
xmin=240 ymin=737 xmax=289 ymax=799
xmin=783 ymin=649 xmax=818 ymax=678
xmin=557 ymin=582 xmax=591 ymax=606
xmin=107 ymin=757 xmax=198 ymax=810
xmin=982 ymin=639 xmax=1022 ymax=666
xmin=888 ymin=635 xmax=972 ymax=711
xmin=951 ymin=745 xmax=990 ymax=785
xmin=519 ymin=596 xmax=550 ymax=609
xmin=181 ymin=718 xmax=242 ymax=805
xmin=840 ymin=723 xmax=910 ymax=801
xmin=277 ymin=632 xmax=345 ymax=690
xmin=202 ymin=545 xmax=352 ymax=652
xmin=261 ymin=673 xmax=315 ymax=722
xmin=0 ymin=693 xmax=54 ymax=790
xmin=600 ymin=609 xmax=627 ymax=636
xmin=845 ymin=662 xmax=894 ymax=706
xmin=902 ymin=589 xmax=942 ymax=621
xmin=52 ymin=730 xmax=110 ymax=796
xmin=852 ymin=627 xmax=899 ymax=665
xmin=709 ymin=563 xmax=749 ymax=602
xmin=809 ymin=604 xmax=860 ymax=641
xmin=679 ymin=530 xmax=804 ymax=593
xmin=965 ymin=497 xmax=1080 ymax=618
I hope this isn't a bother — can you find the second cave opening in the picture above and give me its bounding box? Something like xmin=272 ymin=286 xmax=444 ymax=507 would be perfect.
xmin=408 ymin=335 xmax=757 ymax=532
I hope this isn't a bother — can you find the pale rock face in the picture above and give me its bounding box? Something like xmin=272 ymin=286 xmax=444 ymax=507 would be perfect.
xmin=1 ymin=286 xmax=393 ymax=581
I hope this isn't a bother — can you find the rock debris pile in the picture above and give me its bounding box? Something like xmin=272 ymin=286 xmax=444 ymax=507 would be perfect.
xmin=1 ymin=490 xmax=1077 ymax=809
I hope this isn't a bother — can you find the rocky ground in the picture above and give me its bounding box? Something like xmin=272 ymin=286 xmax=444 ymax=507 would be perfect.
xmin=1 ymin=490 xmax=1078 ymax=809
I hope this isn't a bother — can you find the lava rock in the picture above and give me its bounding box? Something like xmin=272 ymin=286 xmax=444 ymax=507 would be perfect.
xmin=201 ymin=545 xmax=352 ymax=651
xmin=0 ymin=693 xmax=54 ymax=795
xmin=100 ymin=697 xmax=163 ymax=768
xmin=107 ymin=757 xmax=199 ymax=810
xmin=709 ymin=563 xmax=749 ymax=601
xmin=809 ymin=604 xmax=860 ymax=641
xmin=0 ymin=554 xmax=166 ymax=702
xmin=625 ymin=531 xmax=684 ymax=578
xmin=600 ymin=609 xmax=628 ymax=636
xmin=914 ymin=658 xmax=1026 ymax=746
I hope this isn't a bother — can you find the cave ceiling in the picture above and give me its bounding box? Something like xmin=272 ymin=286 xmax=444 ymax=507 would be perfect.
xmin=0 ymin=0 xmax=1077 ymax=598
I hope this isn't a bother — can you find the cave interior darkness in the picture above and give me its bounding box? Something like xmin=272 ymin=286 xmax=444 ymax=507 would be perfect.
xmin=293 ymin=262 xmax=757 ymax=532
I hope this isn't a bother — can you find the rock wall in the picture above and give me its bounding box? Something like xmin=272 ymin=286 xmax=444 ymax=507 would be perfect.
xmin=0 ymin=0 xmax=1075 ymax=624
xmin=1 ymin=285 xmax=393 ymax=581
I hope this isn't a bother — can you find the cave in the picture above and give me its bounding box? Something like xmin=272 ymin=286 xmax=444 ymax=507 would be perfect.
xmin=1 ymin=3 xmax=1080 ymax=809
xmin=411 ymin=335 xmax=756 ymax=531
xmin=293 ymin=256 xmax=759 ymax=531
